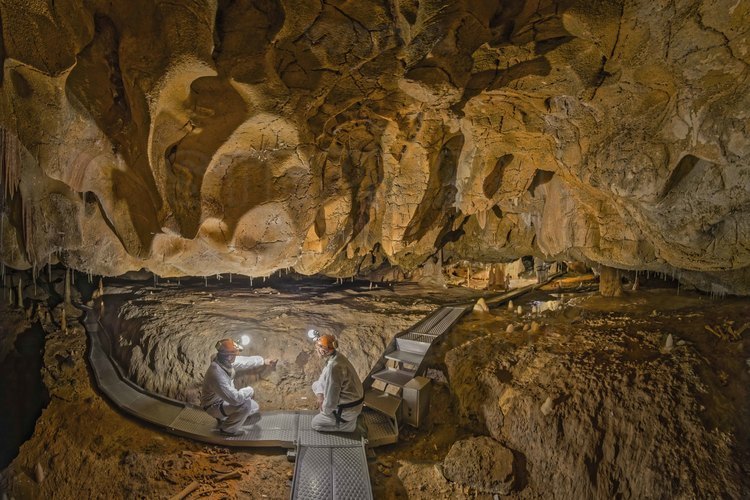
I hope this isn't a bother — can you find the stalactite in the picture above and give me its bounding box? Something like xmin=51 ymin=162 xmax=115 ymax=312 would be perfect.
xmin=229 ymin=273 xmax=232 ymax=283
xmin=61 ymin=307 xmax=67 ymax=334
xmin=64 ymin=268 xmax=71 ymax=304
xmin=1 ymin=128 xmax=22 ymax=198
xmin=16 ymin=276 xmax=22 ymax=308
xmin=22 ymin=195 xmax=33 ymax=263
xmin=1 ymin=127 xmax=21 ymax=269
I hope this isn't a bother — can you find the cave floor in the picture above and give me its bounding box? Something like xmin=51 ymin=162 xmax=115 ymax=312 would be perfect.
xmin=1 ymin=275 xmax=749 ymax=498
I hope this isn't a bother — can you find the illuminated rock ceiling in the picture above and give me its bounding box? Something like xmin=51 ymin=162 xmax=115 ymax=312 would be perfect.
xmin=0 ymin=0 xmax=749 ymax=293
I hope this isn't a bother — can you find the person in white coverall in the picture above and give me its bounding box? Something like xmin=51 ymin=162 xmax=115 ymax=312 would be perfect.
xmin=311 ymin=334 xmax=364 ymax=433
xmin=201 ymin=338 xmax=277 ymax=436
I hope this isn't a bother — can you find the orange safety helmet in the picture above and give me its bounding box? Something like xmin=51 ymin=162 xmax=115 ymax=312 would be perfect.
xmin=315 ymin=334 xmax=338 ymax=352
xmin=215 ymin=338 xmax=242 ymax=354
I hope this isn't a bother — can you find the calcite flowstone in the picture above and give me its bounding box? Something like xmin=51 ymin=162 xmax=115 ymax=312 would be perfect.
xmin=0 ymin=0 xmax=748 ymax=293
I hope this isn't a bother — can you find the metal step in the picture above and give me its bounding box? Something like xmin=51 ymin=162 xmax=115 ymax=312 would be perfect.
xmin=400 ymin=332 xmax=439 ymax=343
xmin=371 ymin=368 xmax=415 ymax=388
xmin=362 ymin=408 xmax=398 ymax=447
xmin=364 ymin=389 xmax=401 ymax=418
xmin=384 ymin=349 xmax=424 ymax=366
xmin=395 ymin=337 xmax=430 ymax=355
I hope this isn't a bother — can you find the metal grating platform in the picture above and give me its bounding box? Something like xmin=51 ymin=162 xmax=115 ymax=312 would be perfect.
xmin=428 ymin=307 xmax=467 ymax=336
xmin=411 ymin=307 xmax=451 ymax=333
xmin=332 ymin=446 xmax=373 ymax=498
xmin=298 ymin=430 xmax=363 ymax=447
xmin=291 ymin=441 xmax=373 ymax=500
xmin=168 ymin=406 xmax=216 ymax=430
xmin=293 ymin=447 xmax=333 ymax=499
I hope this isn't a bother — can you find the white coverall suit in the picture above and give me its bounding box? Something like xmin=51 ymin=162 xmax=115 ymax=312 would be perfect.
xmin=311 ymin=351 xmax=364 ymax=433
xmin=201 ymin=355 xmax=264 ymax=434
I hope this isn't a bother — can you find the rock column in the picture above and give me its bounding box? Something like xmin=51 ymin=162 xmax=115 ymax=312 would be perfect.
xmin=599 ymin=266 xmax=623 ymax=297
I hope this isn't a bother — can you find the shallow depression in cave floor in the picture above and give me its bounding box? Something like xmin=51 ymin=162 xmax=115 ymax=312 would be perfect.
xmin=2 ymin=274 xmax=749 ymax=499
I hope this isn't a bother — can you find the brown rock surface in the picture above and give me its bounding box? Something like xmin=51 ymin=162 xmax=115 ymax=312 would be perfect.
xmin=445 ymin=290 xmax=750 ymax=498
xmin=442 ymin=436 xmax=515 ymax=495
xmin=0 ymin=0 xmax=748 ymax=294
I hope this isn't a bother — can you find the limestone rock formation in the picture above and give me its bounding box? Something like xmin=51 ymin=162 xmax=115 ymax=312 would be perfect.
xmin=0 ymin=0 xmax=748 ymax=293
xmin=442 ymin=436 xmax=515 ymax=495
xmin=444 ymin=302 xmax=746 ymax=498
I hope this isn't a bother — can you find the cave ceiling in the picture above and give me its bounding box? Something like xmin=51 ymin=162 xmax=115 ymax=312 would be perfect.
xmin=0 ymin=0 xmax=749 ymax=293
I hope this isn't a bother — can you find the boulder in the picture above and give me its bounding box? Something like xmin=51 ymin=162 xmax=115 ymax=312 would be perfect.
xmin=442 ymin=436 xmax=515 ymax=495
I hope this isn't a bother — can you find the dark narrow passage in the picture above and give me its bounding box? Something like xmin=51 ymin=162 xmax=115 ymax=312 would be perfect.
xmin=0 ymin=322 xmax=49 ymax=469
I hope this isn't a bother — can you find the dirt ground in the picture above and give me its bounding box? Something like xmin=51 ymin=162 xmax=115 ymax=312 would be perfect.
xmin=1 ymin=271 xmax=749 ymax=498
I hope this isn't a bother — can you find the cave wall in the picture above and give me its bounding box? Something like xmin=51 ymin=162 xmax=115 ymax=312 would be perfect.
xmin=0 ymin=0 xmax=748 ymax=293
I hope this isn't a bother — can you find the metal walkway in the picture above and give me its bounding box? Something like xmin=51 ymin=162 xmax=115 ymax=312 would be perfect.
xmin=85 ymin=308 xmax=374 ymax=498
xmin=83 ymin=302 xmax=479 ymax=499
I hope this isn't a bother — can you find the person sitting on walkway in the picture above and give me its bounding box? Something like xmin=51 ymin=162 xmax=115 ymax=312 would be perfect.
xmin=201 ymin=338 xmax=276 ymax=436
xmin=311 ymin=333 xmax=364 ymax=433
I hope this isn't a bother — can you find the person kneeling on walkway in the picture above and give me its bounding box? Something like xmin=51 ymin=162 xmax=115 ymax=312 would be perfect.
xmin=201 ymin=338 xmax=277 ymax=436
xmin=311 ymin=334 xmax=364 ymax=433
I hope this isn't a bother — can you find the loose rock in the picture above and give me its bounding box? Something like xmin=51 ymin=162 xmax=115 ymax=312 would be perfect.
xmin=35 ymin=463 xmax=45 ymax=483
xmin=664 ymin=334 xmax=674 ymax=352
xmin=442 ymin=436 xmax=515 ymax=495
xmin=541 ymin=397 xmax=554 ymax=416
xmin=473 ymin=298 xmax=489 ymax=313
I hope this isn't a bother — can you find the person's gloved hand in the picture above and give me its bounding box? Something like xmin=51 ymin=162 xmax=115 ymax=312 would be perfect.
xmin=264 ymin=358 xmax=278 ymax=368
xmin=239 ymin=386 xmax=254 ymax=400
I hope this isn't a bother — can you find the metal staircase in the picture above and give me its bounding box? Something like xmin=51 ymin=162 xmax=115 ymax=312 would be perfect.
xmin=361 ymin=305 xmax=470 ymax=446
